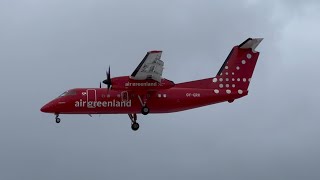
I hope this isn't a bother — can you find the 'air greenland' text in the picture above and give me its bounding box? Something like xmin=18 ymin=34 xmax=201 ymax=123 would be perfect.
xmin=125 ymin=82 xmax=158 ymax=87
xmin=75 ymin=99 xmax=131 ymax=108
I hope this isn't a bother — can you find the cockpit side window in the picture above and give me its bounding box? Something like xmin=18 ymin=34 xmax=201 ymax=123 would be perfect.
xmin=59 ymin=90 xmax=77 ymax=97
xmin=68 ymin=90 xmax=77 ymax=95
xmin=59 ymin=91 xmax=68 ymax=97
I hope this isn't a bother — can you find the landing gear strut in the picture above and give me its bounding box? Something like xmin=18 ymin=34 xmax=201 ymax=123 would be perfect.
xmin=138 ymin=94 xmax=150 ymax=115
xmin=55 ymin=114 xmax=61 ymax=123
xmin=128 ymin=113 xmax=139 ymax=131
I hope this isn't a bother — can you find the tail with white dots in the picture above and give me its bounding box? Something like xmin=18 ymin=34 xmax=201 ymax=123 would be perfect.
xmin=176 ymin=38 xmax=263 ymax=96
xmin=212 ymin=38 xmax=263 ymax=93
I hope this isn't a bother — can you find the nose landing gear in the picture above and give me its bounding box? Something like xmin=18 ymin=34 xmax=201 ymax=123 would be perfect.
xmin=55 ymin=114 xmax=61 ymax=123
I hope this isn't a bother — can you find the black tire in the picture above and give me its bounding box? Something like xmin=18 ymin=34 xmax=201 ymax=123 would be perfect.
xmin=141 ymin=106 xmax=149 ymax=115
xmin=131 ymin=123 xmax=139 ymax=131
xmin=56 ymin=118 xmax=61 ymax=123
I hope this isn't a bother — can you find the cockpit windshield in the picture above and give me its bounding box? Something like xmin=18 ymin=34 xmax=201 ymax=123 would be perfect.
xmin=59 ymin=90 xmax=77 ymax=97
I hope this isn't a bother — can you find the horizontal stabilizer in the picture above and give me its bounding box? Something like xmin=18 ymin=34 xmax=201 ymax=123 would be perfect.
xmin=239 ymin=38 xmax=263 ymax=52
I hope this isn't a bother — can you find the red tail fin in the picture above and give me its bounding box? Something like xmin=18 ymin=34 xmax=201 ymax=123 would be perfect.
xmin=176 ymin=38 xmax=263 ymax=94
xmin=213 ymin=38 xmax=263 ymax=91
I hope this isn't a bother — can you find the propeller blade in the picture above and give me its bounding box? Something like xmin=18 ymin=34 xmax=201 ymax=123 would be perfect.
xmin=102 ymin=79 xmax=108 ymax=84
xmin=103 ymin=65 xmax=112 ymax=90
xmin=107 ymin=66 xmax=111 ymax=80
xmin=99 ymin=82 xmax=101 ymax=88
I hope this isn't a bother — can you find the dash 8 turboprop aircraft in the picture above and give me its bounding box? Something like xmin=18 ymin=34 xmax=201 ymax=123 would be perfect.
xmin=41 ymin=38 xmax=263 ymax=131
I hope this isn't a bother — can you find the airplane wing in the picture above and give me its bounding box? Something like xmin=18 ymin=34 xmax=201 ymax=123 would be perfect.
xmin=130 ymin=51 xmax=164 ymax=82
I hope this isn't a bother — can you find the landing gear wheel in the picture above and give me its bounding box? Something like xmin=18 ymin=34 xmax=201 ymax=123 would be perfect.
xmin=131 ymin=123 xmax=139 ymax=131
xmin=128 ymin=113 xmax=140 ymax=131
xmin=141 ymin=106 xmax=149 ymax=115
xmin=55 ymin=117 xmax=61 ymax=123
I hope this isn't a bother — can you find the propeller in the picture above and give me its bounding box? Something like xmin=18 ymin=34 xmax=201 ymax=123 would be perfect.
xmin=99 ymin=81 xmax=101 ymax=88
xmin=103 ymin=66 xmax=112 ymax=90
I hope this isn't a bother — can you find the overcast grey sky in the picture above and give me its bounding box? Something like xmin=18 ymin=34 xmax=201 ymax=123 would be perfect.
xmin=0 ymin=0 xmax=320 ymax=179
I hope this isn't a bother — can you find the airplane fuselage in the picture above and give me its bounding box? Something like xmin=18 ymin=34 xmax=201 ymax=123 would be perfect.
xmin=41 ymin=87 xmax=247 ymax=115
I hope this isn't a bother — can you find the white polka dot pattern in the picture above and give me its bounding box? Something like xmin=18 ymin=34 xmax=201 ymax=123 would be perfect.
xmin=211 ymin=50 xmax=255 ymax=94
xmin=213 ymin=78 xmax=217 ymax=83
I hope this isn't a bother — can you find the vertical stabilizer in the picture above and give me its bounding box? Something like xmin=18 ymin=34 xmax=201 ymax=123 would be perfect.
xmin=175 ymin=38 xmax=263 ymax=95
xmin=213 ymin=38 xmax=263 ymax=91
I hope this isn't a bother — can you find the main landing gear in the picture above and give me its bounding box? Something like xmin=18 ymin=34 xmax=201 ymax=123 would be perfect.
xmin=128 ymin=113 xmax=139 ymax=131
xmin=141 ymin=106 xmax=150 ymax=115
xmin=138 ymin=94 xmax=150 ymax=115
xmin=55 ymin=114 xmax=61 ymax=123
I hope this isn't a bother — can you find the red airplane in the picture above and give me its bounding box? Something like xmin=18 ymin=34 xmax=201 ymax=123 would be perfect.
xmin=41 ymin=38 xmax=263 ymax=131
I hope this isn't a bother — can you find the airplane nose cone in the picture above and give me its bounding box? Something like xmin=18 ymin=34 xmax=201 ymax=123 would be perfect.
xmin=41 ymin=103 xmax=53 ymax=113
